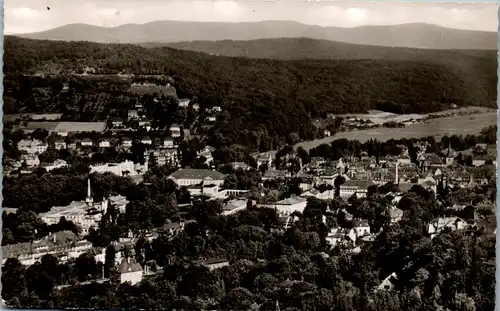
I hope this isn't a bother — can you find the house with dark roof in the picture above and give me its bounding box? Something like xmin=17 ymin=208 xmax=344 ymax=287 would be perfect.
xmin=167 ymin=169 xmax=226 ymax=187
xmin=418 ymin=153 xmax=445 ymax=171
xmin=118 ymin=258 xmax=143 ymax=285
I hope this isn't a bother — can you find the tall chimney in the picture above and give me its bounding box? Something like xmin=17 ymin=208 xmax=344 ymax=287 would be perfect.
xmin=395 ymin=162 xmax=399 ymax=184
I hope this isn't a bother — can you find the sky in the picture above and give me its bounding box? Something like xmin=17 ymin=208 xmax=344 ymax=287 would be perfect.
xmin=4 ymin=0 xmax=498 ymax=34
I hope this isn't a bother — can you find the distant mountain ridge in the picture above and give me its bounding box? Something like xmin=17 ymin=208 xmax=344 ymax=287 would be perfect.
xmin=17 ymin=20 xmax=497 ymax=50
xmin=148 ymin=37 xmax=496 ymax=62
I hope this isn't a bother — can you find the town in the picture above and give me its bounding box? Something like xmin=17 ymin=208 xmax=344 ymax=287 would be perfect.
xmin=2 ymin=82 xmax=497 ymax=309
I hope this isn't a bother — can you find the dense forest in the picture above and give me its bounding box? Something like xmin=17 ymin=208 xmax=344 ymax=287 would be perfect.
xmin=158 ymin=37 xmax=497 ymax=63
xmin=4 ymin=36 xmax=497 ymax=149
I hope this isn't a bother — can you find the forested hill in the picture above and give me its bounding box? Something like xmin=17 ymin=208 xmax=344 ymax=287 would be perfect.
xmin=4 ymin=36 xmax=497 ymax=148
xmin=149 ymin=38 xmax=497 ymax=63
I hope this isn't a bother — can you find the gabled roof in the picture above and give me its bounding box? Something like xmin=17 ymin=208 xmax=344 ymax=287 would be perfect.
xmin=202 ymin=258 xmax=229 ymax=265
xmin=168 ymin=169 xmax=226 ymax=180
xmin=223 ymin=199 xmax=247 ymax=211
xmin=353 ymin=219 xmax=370 ymax=228
xmin=423 ymin=153 xmax=443 ymax=165
xmin=118 ymin=258 xmax=142 ymax=274
xmin=276 ymin=196 xmax=307 ymax=205
xmin=343 ymin=180 xmax=376 ymax=189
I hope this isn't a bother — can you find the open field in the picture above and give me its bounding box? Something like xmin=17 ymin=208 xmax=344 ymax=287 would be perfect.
xmin=296 ymin=109 xmax=497 ymax=151
xmin=330 ymin=106 xmax=494 ymax=125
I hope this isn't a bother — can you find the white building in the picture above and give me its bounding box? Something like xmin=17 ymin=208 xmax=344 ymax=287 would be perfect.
xmin=1 ymin=231 xmax=94 ymax=266
xmin=43 ymin=159 xmax=69 ymax=172
xmin=164 ymin=137 xmax=175 ymax=148
xmin=40 ymin=179 xmax=108 ymax=235
xmin=428 ymin=217 xmax=467 ymax=239
xmin=274 ymin=195 xmax=308 ymax=216
xmin=325 ymin=227 xmax=356 ymax=248
xmin=17 ymin=139 xmax=48 ymax=154
xmin=146 ymin=148 xmax=179 ymax=167
xmin=170 ymin=124 xmax=181 ymax=137
xmin=99 ymin=139 xmax=111 ymax=148
xmin=141 ymin=137 xmax=152 ymax=145
xmin=187 ymin=184 xmax=248 ymax=200
xmin=81 ymin=138 xmax=93 ymax=147
xmin=54 ymin=140 xmax=67 ymax=150
xmin=168 ymin=169 xmax=226 ymax=187
xmin=352 ymin=220 xmax=371 ymax=237
xmin=339 ymin=180 xmax=375 ymax=198
xmin=397 ymin=154 xmax=412 ymax=165
xmin=21 ymin=154 xmax=40 ymax=167
xmin=90 ymin=160 xmax=139 ymax=177
xmin=178 ymin=98 xmax=191 ymax=108
xmin=252 ymin=151 xmax=276 ymax=169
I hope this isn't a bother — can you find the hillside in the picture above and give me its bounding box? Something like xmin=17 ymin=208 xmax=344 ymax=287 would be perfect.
xmin=3 ymin=36 xmax=497 ymax=149
xmin=17 ymin=21 xmax=497 ymax=50
xmin=153 ymin=38 xmax=496 ymax=63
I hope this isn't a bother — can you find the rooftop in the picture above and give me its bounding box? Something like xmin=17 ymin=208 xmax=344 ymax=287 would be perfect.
xmin=343 ymin=180 xmax=376 ymax=188
xmin=202 ymin=258 xmax=229 ymax=265
xmin=276 ymin=196 xmax=307 ymax=206
xmin=118 ymin=258 xmax=143 ymax=274
xmin=223 ymin=199 xmax=247 ymax=211
xmin=169 ymin=169 xmax=226 ymax=180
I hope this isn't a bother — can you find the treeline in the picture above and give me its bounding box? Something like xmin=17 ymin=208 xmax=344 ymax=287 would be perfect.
xmin=4 ymin=36 xmax=497 ymax=148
